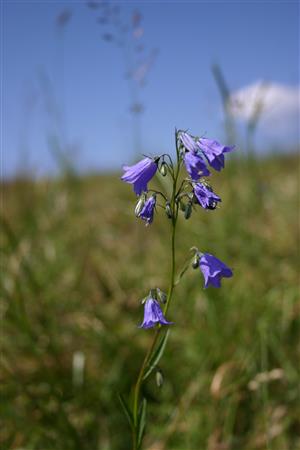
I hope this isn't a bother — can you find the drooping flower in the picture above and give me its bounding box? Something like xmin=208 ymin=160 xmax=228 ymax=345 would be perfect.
xmin=139 ymin=297 xmax=173 ymax=329
xmin=121 ymin=157 xmax=157 ymax=195
xmin=179 ymin=131 xmax=199 ymax=153
xmin=198 ymin=138 xmax=234 ymax=171
xmin=179 ymin=131 xmax=210 ymax=180
xmin=193 ymin=182 xmax=221 ymax=210
xmin=184 ymin=151 xmax=210 ymax=180
xmin=138 ymin=195 xmax=156 ymax=225
xmin=199 ymin=253 xmax=233 ymax=288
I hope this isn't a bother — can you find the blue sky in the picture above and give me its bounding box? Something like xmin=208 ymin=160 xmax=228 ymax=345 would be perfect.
xmin=2 ymin=0 xmax=299 ymax=177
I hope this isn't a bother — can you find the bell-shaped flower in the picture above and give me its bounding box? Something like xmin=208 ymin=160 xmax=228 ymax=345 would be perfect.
xmin=194 ymin=182 xmax=221 ymax=210
xmin=198 ymin=138 xmax=234 ymax=171
xmin=199 ymin=253 xmax=233 ymax=288
xmin=139 ymin=297 xmax=173 ymax=329
xmin=138 ymin=195 xmax=156 ymax=225
xmin=121 ymin=157 xmax=157 ymax=195
xmin=179 ymin=131 xmax=199 ymax=153
xmin=184 ymin=151 xmax=210 ymax=180
xmin=179 ymin=132 xmax=210 ymax=180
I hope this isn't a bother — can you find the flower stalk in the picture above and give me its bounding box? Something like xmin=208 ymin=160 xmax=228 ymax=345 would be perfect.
xmin=120 ymin=128 xmax=235 ymax=450
xmin=132 ymin=133 xmax=180 ymax=450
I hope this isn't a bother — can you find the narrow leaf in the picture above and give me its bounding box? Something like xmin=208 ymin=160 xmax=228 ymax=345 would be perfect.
xmin=137 ymin=398 xmax=147 ymax=449
xmin=118 ymin=393 xmax=134 ymax=428
xmin=142 ymin=329 xmax=170 ymax=381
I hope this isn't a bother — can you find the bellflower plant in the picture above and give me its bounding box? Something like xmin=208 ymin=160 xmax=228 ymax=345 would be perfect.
xmin=120 ymin=129 xmax=234 ymax=450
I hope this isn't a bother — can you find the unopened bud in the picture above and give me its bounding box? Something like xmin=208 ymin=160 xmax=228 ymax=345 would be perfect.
xmin=159 ymin=162 xmax=167 ymax=177
xmin=192 ymin=255 xmax=199 ymax=269
xmin=184 ymin=202 xmax=192 ymax=219
xmin=179 ymin=200 xmax=186 ymax=212
xmin=155 ymin=369 xmax=164 ymax=388
xmin=135 ymin=195 xmax=145 ymax=217
xmin=165 ymin=201 xmax=173 ymax=219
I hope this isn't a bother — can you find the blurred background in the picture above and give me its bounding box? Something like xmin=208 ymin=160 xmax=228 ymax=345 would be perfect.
xmin=1 ymin=1 xmax=299 ymax=449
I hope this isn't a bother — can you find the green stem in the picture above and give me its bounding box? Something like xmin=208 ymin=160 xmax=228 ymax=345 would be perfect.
xmin=163 ymin=212 xmax=177 ymax=316
xmin=132 ymin=328 xmax=160 ymax=449
xmin=131 ymin=134 xmax=181 ymax=450
xmin=164 ymin=140 xmax=181 ymax=315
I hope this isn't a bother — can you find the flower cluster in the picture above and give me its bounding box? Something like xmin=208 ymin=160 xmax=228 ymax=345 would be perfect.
xmin=121 ymin=130 xmax=234 ymax=329
xmin=179 ymin=132 xmax=235 ymax=175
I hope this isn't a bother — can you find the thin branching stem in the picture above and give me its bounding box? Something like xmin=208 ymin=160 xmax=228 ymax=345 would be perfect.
xmin=131 ymin=131 xmax=181 ymax=450
xmin=147 ymin=189 xmax=168 ymax=201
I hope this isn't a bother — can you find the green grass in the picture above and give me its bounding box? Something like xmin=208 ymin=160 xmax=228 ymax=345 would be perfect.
xmin=1 ymin=154 xmax=299 ymax=450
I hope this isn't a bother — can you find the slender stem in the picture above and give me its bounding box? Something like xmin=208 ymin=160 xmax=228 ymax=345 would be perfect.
xmin=147 ymin=189 xmax=168 ymax=201
xmin=132 ymin=328 xmax=160 ymax=449
xmin=163 ymin=212 xmax=177 ymax=315
xmin=164 ymin=145 xmax=180 ymax=315
xmin=131 ymin=132 xmax=181 ymax=450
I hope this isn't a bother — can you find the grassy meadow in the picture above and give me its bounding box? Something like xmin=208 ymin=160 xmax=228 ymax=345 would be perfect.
xmin=1 ymin=153 xmax=299 ymax=450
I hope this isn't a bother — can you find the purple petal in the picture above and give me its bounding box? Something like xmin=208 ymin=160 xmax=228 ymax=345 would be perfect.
xmin=193 ymin=183 xmax=221 ymax=210
xmin=198 ymin=138 xmax=235 ymax=171
xmin=199 ymin=253 xmax=233 ymax=288
xmin=121 ymin=157 xmax=157 ymax=195
xmin=139 ymin=298 xmax=173 ymax=328
xmin=184 ymin=152 xmax=210 ymax=180
xmin=139 ymin=196 xmax=156 ymax=224
xmin=179 ymin=131 xmax=199 ymax=153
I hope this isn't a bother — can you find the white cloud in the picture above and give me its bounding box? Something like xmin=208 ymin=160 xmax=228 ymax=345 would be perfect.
xmin=229 ymin=81 xmax=299 ymax=147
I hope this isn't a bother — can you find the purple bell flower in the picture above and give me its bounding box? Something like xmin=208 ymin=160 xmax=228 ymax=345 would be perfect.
xmin=179 ymin=131 xmax=210 ymax=180
xmin=139 ymin=297 xmax=173 ymax=329
xmin=184 ymin=151 xmax=210 ymax=180
xmin=138 ymin=196 xmax=156 ymax=225
xmin=121 ymin=157 xmax=157 ymax=195
xmin=179 ymin=131 xmax=199 ymax=153
xmin=199 ymin=253 xmax=233 ymax=288
xmin=194 ymin=182 xmax=221 ymax=210
xmin=198 ymin=138 xmax=235 ymax=171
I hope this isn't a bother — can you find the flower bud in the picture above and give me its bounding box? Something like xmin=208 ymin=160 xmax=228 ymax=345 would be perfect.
xmin=135 ymin=194 xmax=146 ymax=217
xmin=155 ymin=369 xmax=164 ymax=388
xmin=165 ymin=201 xmax=173 ymax=219
xmin=179 ymin=200 xmax=186 ymax=212
xmin=159 ymin=162 xmax=168 ymax=177
xmin=192 ymin=254 xmax=199 ymax=269
xmin=184 ymin=202 xmax=192 ymax=219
